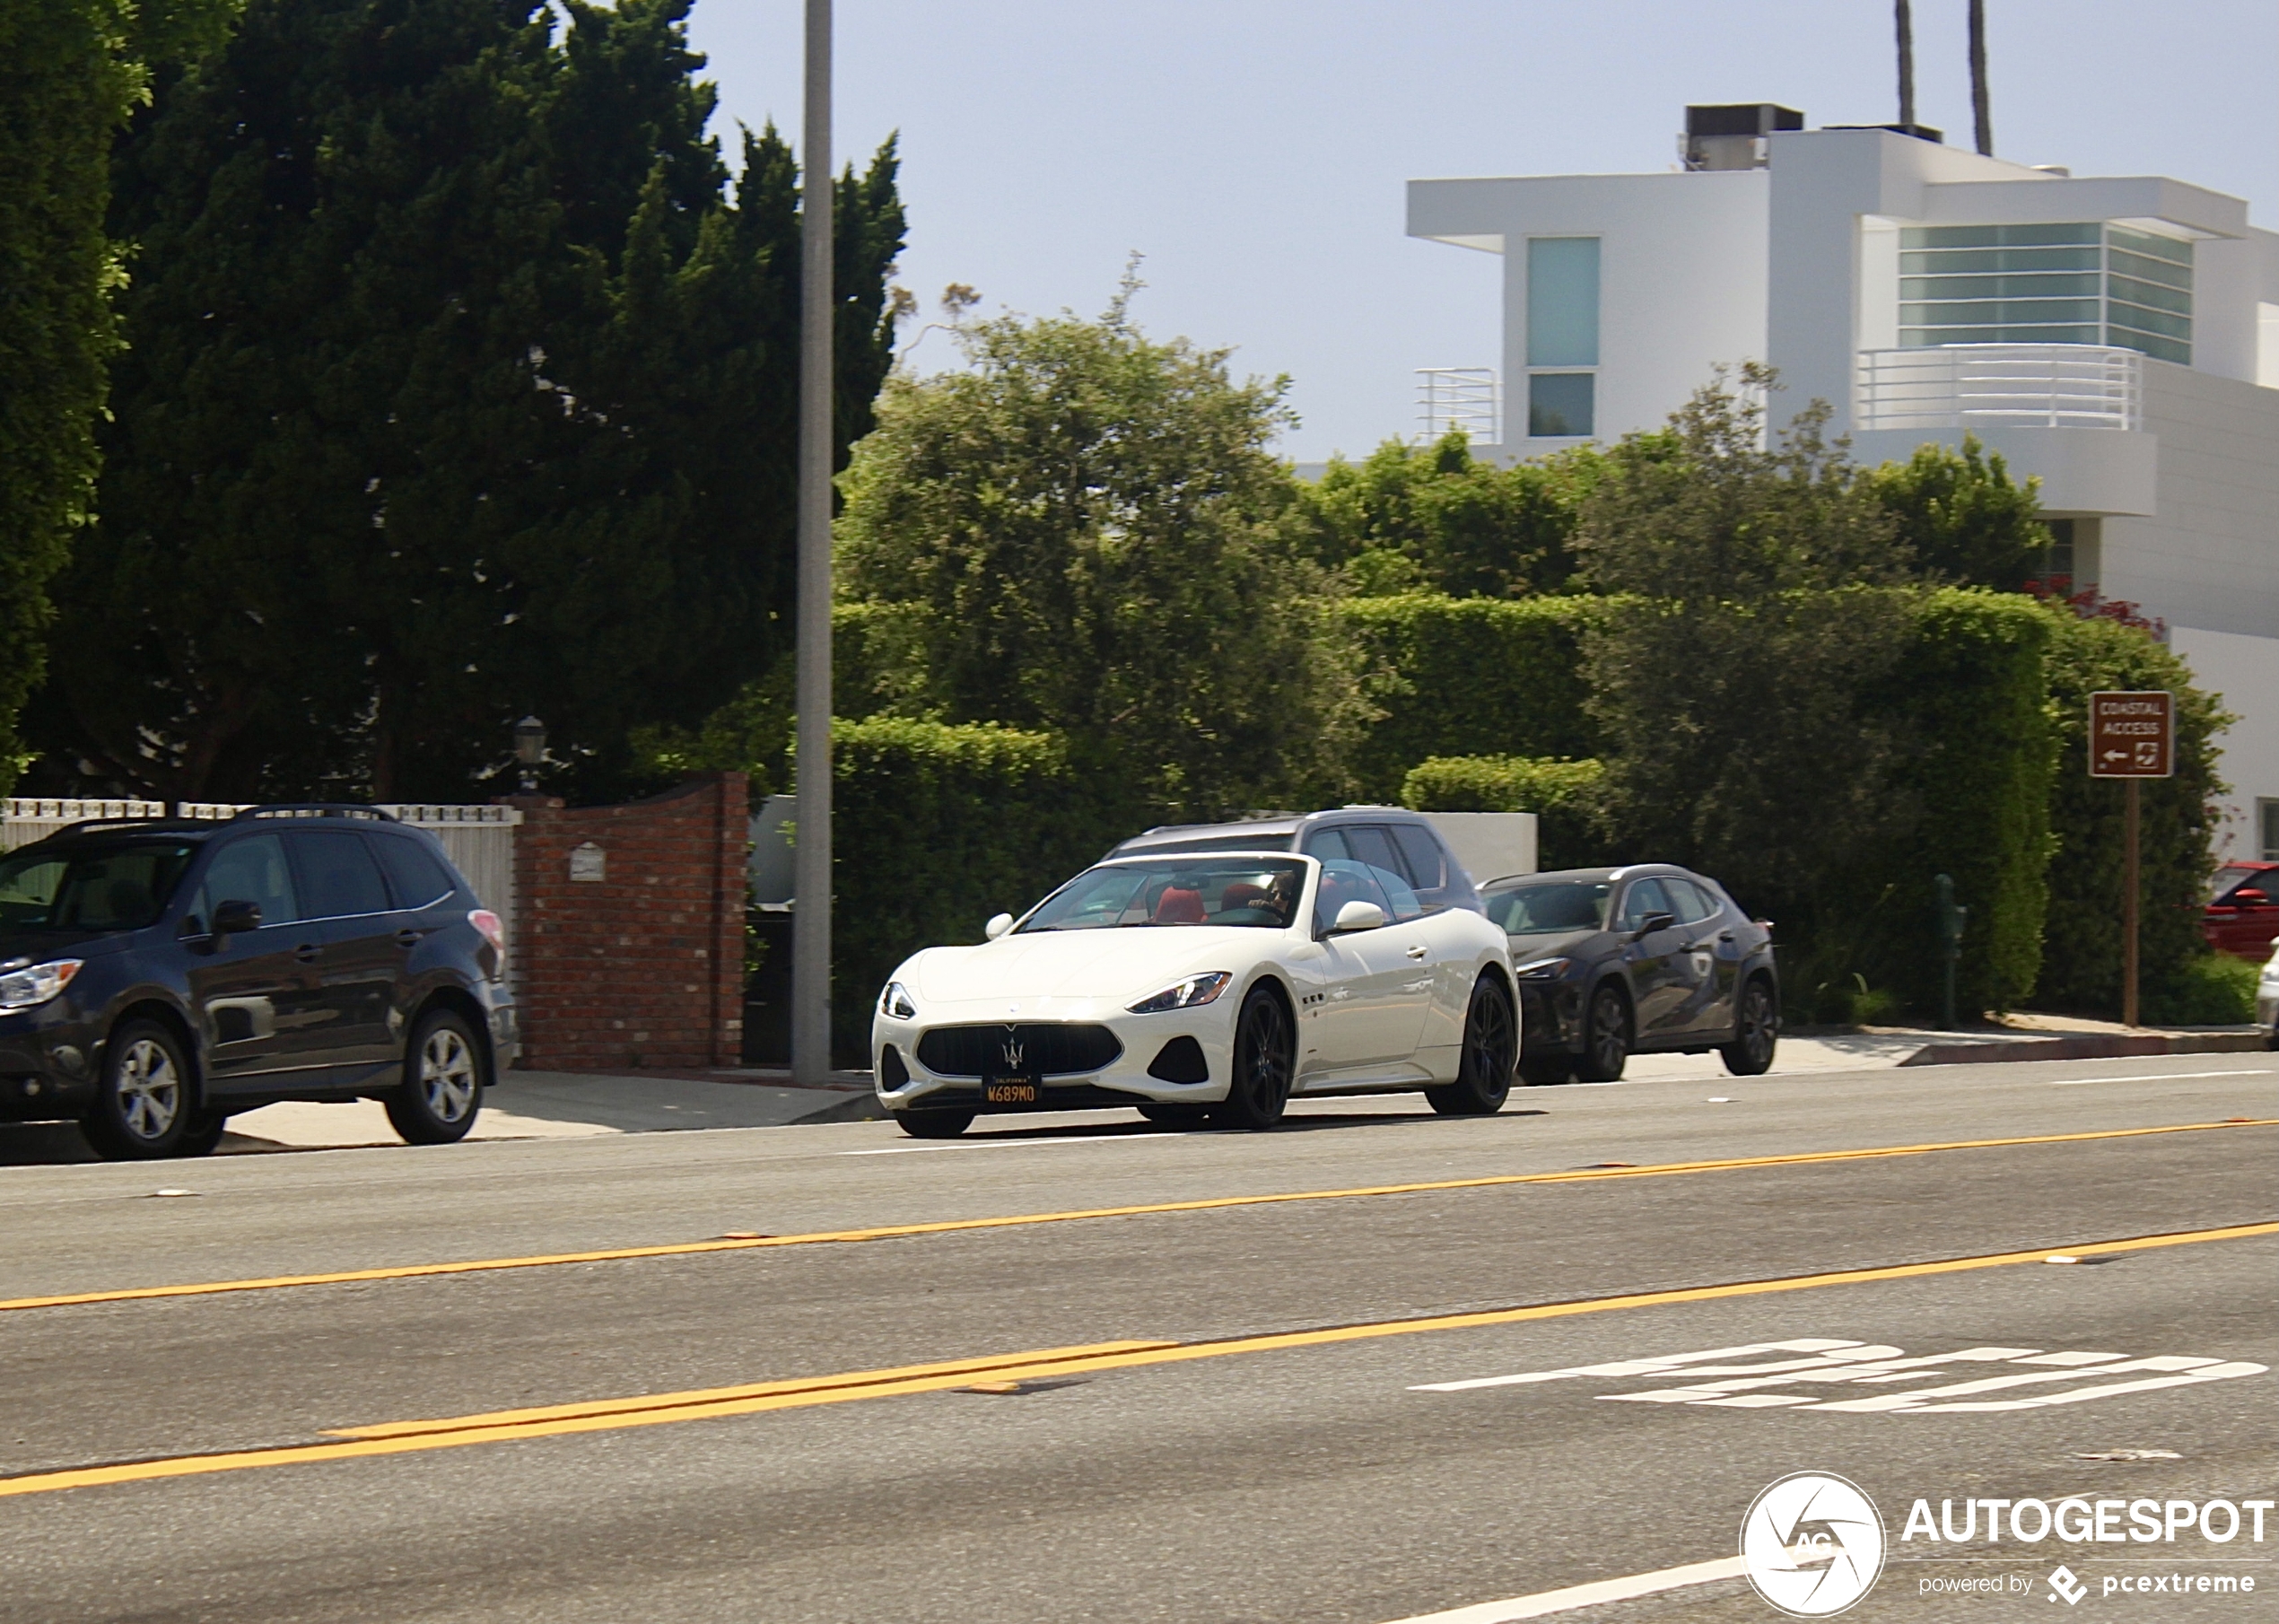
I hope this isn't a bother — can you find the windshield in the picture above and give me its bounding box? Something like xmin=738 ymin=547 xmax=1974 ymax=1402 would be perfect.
xmin=2212 ymin=866 xmax=2271 ymax=904
xmin=0 ymin=841 xmax=198 ymax=932
xmin=1017 ymin=858 xmax=1307 ymax=931
xmin=1486 ymin=879 xmax=1611 ymax=934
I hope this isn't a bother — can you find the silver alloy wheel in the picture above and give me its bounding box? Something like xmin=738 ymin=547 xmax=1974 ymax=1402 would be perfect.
xmin=117 ymin=1038 xmax=182 ymax=1141
xmin=418 ymin=1026 xmax=479 ymax=1122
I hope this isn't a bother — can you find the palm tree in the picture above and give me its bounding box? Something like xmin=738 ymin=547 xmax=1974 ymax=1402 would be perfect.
xmin=1969 ymin=0 xmax=1994 ymax=155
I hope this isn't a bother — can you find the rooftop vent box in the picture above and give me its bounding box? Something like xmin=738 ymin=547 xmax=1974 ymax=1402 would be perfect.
xmin=1681 ymin=103 xmax=1803 ymax=171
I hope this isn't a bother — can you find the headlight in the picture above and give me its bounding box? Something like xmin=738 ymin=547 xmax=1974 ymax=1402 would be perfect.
xmin=1128 ymin=972 xmax=1232 ymax=1014
xmin=1512 ymin=956 xmax=1573 ymax=980
xmin=879 ymin=981 xmax=917 ymax=1019
xmin=0 ymin=959 xmax=83 ymax=1013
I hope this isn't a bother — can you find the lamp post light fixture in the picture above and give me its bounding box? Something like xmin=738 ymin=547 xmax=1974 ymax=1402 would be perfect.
xmin=513 ymin=716 xmax=547 ymax=793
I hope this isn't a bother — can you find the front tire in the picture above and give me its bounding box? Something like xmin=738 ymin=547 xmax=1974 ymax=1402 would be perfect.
xmin=81 ymin=1020 xmax=192 ymax=1161
xmin=1574 ymin=982 xmax=1631 ymax=1083
xmin=893 ymin=1108 xmax=974 ymax=1139
xmin=1427 ymin=976 xmax=1516 ymax=1116
xmin=175 ymin=1110 xmax=230 ymax=1157
xmin=1719 ymin=978 xmax=1779 ymax=1076
xmin=1211 ymin=986 xmax=1294 ymax=1130
xmin=385 ymin=1008 xmax=485 ymax=1146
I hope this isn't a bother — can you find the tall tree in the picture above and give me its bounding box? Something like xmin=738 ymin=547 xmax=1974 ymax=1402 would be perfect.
xmin=1861 ymin=434 xmax=2049 ymax=591
xmin=1572 ymin=365 xmax=1920 ymax=938
xmin=1294 ymin=432 xmax=1594 ymax=598
xmin=38 ymin=0 xmax=903 ymax=803
xmin=0 ymin=0 xmax=232 ymax=795
xmin=835 ymin=282 xmax=1364 ymax=818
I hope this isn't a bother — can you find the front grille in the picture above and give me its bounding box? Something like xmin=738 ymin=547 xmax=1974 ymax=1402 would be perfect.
xmin=914 ymin=1023 xmax=1123 ymax=1078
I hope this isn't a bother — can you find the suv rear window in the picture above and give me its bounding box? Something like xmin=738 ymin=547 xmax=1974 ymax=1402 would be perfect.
xmin=0 ymin=841 xmax=196 ymax=931
xmin=372 ymin=834 xmax=455 ymax=908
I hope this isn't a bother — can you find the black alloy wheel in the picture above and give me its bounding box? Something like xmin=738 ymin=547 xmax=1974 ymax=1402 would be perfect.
xmin=81 ymin=1019 xmax=193 ymax=1161
xmin=1137 ymin=1103 xmax=1212 ymax=1127
xmin=894 ymin=1108 xmax=974 ymax=1139
xmin=385 ymin=1008 xmax=486 ymax=1146
xmin=1574 ymin=982 xmax=1631 ymax=1083
xmin=1719 ymin=978 xmax=1779 ymax=1077
xmin=1211 ymin=986 xmax=1293 ymax=1130
xmin=1427 ymin=977 xmax=1516 ymax=1116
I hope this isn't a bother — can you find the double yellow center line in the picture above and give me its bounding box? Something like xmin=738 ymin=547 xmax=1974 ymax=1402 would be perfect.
xmin=4 ymin=1219 xmax=2271 ymax=1501
xmin=4 ymin=1118 xmax=2268 ymax=1316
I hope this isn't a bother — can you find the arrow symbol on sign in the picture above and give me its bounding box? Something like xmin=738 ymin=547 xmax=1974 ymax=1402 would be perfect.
xmin=2101 ymin=749 xmax=2128 ymax=763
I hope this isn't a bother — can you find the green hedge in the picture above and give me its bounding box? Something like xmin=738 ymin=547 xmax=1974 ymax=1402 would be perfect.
xmin=1857 ymin=589 xmax=2056 ymax=1016
xmin=1337 ymin=594 xmax=1606 ymax=800
xmin=1400 ymin=755 xmax=1607 ymax=871
xmin=2035 ymin=612 xmax=2229 ymax=1014
xmin=827 ymin=715 xmax=1133 ymax=1059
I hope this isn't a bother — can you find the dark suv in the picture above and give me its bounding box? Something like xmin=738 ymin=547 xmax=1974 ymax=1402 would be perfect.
xmin=0 ymin=806 xmax=516 ymax=1159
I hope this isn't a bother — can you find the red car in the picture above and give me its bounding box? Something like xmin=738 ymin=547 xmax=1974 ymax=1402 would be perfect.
xmin=2205 ymin=862 xmax=2279 ymax=960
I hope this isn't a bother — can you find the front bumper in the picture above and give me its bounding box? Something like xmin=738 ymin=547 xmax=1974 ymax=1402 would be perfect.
xmin=873 ymin=1006 xmax=1236 ymax=1115
xmin=1516 ymin=978 xmax=1585 ymax=1057
xmin=2258 ymin=991 xmax=2278 ymax=1045
xmin=0 ymin=1004 xmax=100 ymax=1122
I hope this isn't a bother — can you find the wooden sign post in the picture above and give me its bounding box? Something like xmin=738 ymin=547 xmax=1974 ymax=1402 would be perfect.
xmin=2088 ymin=691 xmax=2175 ymax=1028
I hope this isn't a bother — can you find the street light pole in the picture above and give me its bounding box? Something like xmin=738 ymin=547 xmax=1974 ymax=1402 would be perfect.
xmin=791 ymin=0 xmax=834 ymax=1084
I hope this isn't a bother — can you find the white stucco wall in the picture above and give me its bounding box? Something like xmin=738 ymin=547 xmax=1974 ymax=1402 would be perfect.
xmin=2172 ymin=626 xmax=2279 ymax=862
xmin=2100 ymin=365 xmax=2279 ymax=640
xmin=1407 ymin=172 xmax=1768 ymax=450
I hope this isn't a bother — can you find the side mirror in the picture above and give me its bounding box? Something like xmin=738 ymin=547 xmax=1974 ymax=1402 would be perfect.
xmin=1332 ymin=899 xmax=1387 ymax=934
xmin=2233 ymin=888 xmax=2270 ymax=907
xmin=211 ymin=898 xmax=263 ymax=937
xmin=983 ymin=912 xmax=1015 ymax=940
xmin=1630 ymin=910 xmax=1676 ymax=940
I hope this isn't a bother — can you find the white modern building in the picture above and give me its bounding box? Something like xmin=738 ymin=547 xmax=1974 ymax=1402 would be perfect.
xmin=1409 ymin=106 xmax=2279 ymax=862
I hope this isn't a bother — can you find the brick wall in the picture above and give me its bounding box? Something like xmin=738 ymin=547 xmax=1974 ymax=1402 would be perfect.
xmin=508 ymin=773 xmax=747 ymax=1071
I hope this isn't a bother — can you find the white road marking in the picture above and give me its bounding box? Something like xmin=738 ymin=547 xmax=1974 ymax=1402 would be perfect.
xmin=1416 ymin=1338 xmax=2270 ymax=1415
xmin=2048 ymin=1068 xmax=2275 ymax=1086
xmin=1375 ymin=1556 xmax=1747 ymax=1622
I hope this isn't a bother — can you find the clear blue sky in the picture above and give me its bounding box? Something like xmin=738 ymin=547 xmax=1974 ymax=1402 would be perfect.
xmin=685 ymin=0 xmax=2278 ymax=464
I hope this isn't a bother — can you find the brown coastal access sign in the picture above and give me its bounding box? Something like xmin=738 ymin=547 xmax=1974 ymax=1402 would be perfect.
xmin=2088 ymin=690 xmax=2174 ymax=779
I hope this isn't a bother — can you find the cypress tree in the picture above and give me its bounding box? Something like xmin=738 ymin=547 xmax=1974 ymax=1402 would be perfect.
xmin=39 ymin=0 xmax=902 ymax=801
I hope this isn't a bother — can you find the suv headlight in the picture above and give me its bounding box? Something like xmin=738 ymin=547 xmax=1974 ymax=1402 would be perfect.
xmin=1128 ymin=972 xmax=1232 ymax=1014
xmin=879 ymin=981 xmax=917 ymax=1020
xmin=1513 ymin=956 xmax=1573 ymax=980
xmin=0 ymin=959 xmax=83 ymax=1013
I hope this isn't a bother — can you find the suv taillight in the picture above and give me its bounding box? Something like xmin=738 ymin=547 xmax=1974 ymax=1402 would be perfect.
xmin=468 ymin=910 xmax=505 ymax=953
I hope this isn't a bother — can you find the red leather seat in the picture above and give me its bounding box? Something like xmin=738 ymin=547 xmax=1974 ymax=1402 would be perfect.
xmin=1153 ymin=886 xmax=1206 ymax=924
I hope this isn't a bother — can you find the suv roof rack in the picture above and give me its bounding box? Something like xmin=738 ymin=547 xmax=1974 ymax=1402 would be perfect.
xmin=38 ymin=817 xmax=208 ymax=836
xmin=232 ymin=803 xmax=398 ymax=823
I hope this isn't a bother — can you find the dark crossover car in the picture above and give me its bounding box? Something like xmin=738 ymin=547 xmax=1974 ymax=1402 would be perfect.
xmin=0 ymin=805 xmax=515 ymax=1159
xmin=1108 ymin=808 xmax=1484 ymax=916
xmin=1480 ymin=865 xmax=1778 ymax=1084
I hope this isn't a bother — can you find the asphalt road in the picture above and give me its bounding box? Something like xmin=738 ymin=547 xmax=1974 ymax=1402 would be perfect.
xmin=0 ymin=1053 xmax=2273 ymax=1624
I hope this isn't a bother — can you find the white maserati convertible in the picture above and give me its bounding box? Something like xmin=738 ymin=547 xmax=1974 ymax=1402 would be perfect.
xmin=871 ymin=851 xmax=1517 ymax=1136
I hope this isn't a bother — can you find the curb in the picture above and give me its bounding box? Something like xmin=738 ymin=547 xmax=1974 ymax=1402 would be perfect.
xmin=791 ymin=1090 xmax=891 ymax=1124
xmin=1898 ymin=1031 xmax=2272 ymax=1068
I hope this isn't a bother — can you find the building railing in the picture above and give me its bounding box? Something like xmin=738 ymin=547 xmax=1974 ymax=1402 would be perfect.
xmin=1416 ymin=367 xmax=1500 ymax=447
xmin=1856 ymin=344 xmax=2143 ymax=432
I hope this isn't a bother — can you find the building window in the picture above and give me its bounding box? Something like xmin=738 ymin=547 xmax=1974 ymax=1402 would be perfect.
xmin=2028 ymin=518 xmax=2077 ymax=592
xmin=1898 ymin=223 xmax=2191 ymax=365
xmin=1528 ymin=372 xmax=1594 ymax=438
xmin=2261 ymin=799 xmax=2279 ymax=863
xmin=1526 ymin=237 xmax=1600 ymax=367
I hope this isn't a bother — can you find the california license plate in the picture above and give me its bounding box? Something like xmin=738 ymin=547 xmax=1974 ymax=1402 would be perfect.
xmin=982 ymin=1078 xmax=1039 ymax=1104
